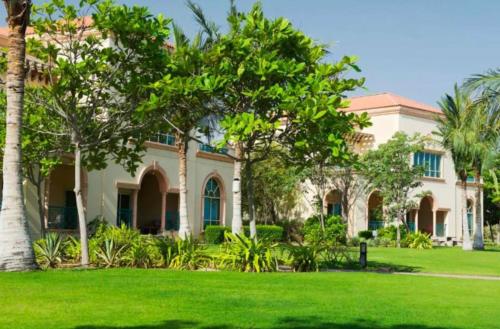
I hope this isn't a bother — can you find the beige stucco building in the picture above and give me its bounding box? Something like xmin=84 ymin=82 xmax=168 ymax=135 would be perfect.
xmin=300 ymin=93 xmax=483 ymax=244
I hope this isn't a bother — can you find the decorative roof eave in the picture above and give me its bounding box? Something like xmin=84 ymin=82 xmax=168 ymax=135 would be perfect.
xmin=346 ymin=105 xmax=444 ymax=121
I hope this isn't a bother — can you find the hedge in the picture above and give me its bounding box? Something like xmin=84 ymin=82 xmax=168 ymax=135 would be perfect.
xmin=358 ymin=230 xmax=374 ymax=240
xmin=204 ymin=225 xmax=230 ymax=244
xmin=244 ymin=225 xmax=284 ymax=242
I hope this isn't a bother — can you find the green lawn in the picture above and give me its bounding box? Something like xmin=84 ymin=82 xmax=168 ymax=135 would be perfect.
xmin=1 ymin=269 xmax=499 ymax=329
xmin=367 ymin=246 xmax=500 ymax=276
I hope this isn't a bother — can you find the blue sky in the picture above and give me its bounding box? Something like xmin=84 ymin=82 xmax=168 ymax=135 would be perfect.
xmin=1 ymin=0 xmax=499 ymax=106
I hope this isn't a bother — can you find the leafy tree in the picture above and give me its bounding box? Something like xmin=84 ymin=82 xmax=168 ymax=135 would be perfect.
xmin=242 ymin=148 xmax=304 ymax=224
xmin=362 ymin=132 xmax=426 ymax=248
xmin=0 ymin=0 xmax=36 ymax=271
xmin=483 ymin=158 xmax=500 ymax=242
xmin=208 ymin=3 xmax=367 ymax=238
xmin=28 ymin=0 xmax=170 ymax=266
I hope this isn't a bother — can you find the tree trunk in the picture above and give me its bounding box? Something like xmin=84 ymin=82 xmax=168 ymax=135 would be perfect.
xmin=487 ymin=220 xmax=494 ymax=242
xmin=472 ymin=173 xmax=484 ymax=250
xmin=396 ymin=213 xmax=402 ymax=248
xmin=245 ymin=158 xmax=257 ymax=239
xmin=0 ymin=0 xmax=36 ymax=272
xmin=74 ymin=145 xmax=89 ymax=266
xmin=231 ymin=142 xmax=243 ymax=234
xmin=461 ymin=181 xmax=472 ymax=251
xmin=34 ymin=177 xmax=45 ymax=238
xmin=318 ymin=165 xmax=325 ymax=231
xmin=177 ymin=138 xmax=191 ymax=239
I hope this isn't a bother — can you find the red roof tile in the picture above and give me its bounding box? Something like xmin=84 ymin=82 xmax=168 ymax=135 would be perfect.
xmin=346 ymin=93 xmax=441 ymax=114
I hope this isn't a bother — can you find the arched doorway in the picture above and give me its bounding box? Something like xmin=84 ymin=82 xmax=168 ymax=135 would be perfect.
xmin=417 ymin=196 xmax=434 ymax=235
xmin=136 ymin=169 xmax=167 ymax=234
xmin=367 ymin=191 xmax=383 ymax=230
xmin=325 ymin=190 xmax=342 ymax=216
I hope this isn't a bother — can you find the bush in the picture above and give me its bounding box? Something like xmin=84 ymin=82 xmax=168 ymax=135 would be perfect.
xmin=285 ymin=244 xmax=322 ymax=272
xmin=204 ymin=225 xmax=230 ymax=244
xmin=349 ymin=236 xmax=362 ymax=247
xmin=95 ymin=238 xmax=127 ymax=268
xmin=275 ymin=219 xmax=304 ymax=243
xmin=303 ymin=215 xmax=347 ymax=245
xmin=406 ymin=232 xmax=432 ymax=250
xmin=219 ymin=232 xmax=278 ymax=272
xmin=377 ymin=225 xmax=409 ymax=241
xmin=358 ymin=230 xmax=373 ymax=240
xmin=243 ymin=225 xmax=284 ymax=242
xmin=170 ymin=236 xmax=212 ymax=270
xmin=122 ymin=235 xmax=163 ymax=268
xmin=64 ymin=236 xmax=81 ymax=263
xmin=34 ymin=233 xmax=65 ymax=268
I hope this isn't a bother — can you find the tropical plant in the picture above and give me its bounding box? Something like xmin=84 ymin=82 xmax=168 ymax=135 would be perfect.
xmin=64 ymin=236 xmax=81 ymax=263
xmin=435 ymin=86 xmax=476 ymax=250
xmin=406 ymin=232 xmax=433 ymax=250
xmin=33 ymin=233 xmax=65 ymax=268
xmin=122 ymin=235 xmax=163 ymax=269
xmin=302 ymin=215 xmax=347 ymax=246
xmin=95 ymin=239 xmax=127 ymax=268
xmin=28 ymin=0 xmax=170 ymax=266
xmin=358 ymin=230 xmax=373 ymax=240
xmin=170 ymin=236 xmax=211 ymax=270
xmin=219 ymin=232 xmax=278 ymax=272
xmin=155 ymin=236 xmax=178 ymax=268
xmin=285 ymin=244 xmax=322 ymax=272
xmin=0 ymin=0 xmax=37 ymax=271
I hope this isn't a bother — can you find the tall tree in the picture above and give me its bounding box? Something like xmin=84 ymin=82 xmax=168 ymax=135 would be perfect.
xmin=0 ymin=0 xmax=36 ymax=271
xmin=362 ymin=132 xmax=426 ymax=248
xmin=148 ymin=23 xmax=221 ymax=238
xmin=435 ymin=86 xmax=475 ymax=251
xmin=29 ymin=0 xmax=169 ymax=266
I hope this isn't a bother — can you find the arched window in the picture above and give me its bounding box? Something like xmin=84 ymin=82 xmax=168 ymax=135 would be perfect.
xmin=203 ymin=178 xmax=221 ymax=227
xmin=466 ymin=200 xmax=473 ymax=236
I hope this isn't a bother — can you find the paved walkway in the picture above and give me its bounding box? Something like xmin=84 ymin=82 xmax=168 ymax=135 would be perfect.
xmin=326 ymin=269 xmax=500 ymax=281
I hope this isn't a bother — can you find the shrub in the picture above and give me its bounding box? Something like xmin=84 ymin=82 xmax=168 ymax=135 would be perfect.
xmin=122 ymin=235 xmax=163 ymax=268
xmin=156 ymin=236 xmax=177 ymax=267
xmin=406 ymin=232 xmax=433 ymax=250
xmin=358 ymin=230 xmax=373 ymax=240
xmin=275 ymin=219 xmax=304 ymax=242
xmin=219 ymin=232 xmax=278 ymax=272
xmin=285 ymin=244 xmax=322 ymax=272
xmin=323 ymin=243 xmax=357 ymax=267
xmin=95 ymin=238 xmax=127 ymax=268
xmin=170 ymin=236 xmax=212 ymax=270
xmin=377 ymin=225 xmax=409 ymax=241
xmin=204 ymin=225 xmax=230 ymax=244
xmin=34 ymin=233 xmax=65 ymax=269
xmin=349 ymin=236 xmax=361 ymax=247
xmin=243 ymin=225 xmax=284 ymax=242
xmin=303 ymin=215 xmax=347 ymax=245
xmin=64 ymin=236 xmax=81 ymax=263
xmin=378 ymin=237 xmax=394 ymax=247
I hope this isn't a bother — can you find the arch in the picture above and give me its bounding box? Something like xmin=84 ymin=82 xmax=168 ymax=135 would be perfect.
xmin=200 ymin=172 xmax=226 ymax=229
xmin=324 ymin=190 xmax=342 ymax=216
xmin=136 ymin=161 xmax=169 ymax=193
xmin=417 ymin=195 xmax=434 ymax=234
xmin=367 ymin=190 xmax=384 ymax=230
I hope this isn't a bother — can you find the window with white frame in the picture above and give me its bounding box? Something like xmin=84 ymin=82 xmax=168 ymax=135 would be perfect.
xmin=413 ymin=152 xmax=442 ymax=178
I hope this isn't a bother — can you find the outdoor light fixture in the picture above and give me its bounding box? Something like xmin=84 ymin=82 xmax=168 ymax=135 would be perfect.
xmin=360 ymin=242 xmax=367 ymax=269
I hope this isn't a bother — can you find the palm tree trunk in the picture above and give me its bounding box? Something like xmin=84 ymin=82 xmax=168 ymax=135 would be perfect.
xmin=74 ymin=144 xmax=89 ymax=266
xmin=0 ymin=0 xmax=36 ymax=271
xmin=34 ymin=177 xmax=45 ymax=238
xmin=462 ymin=181 xmax=472 ymax=251
xmin=177 ymin=138 xmax=191 ymax=239
xmin=472 ymin=173 xmax=484 ymax=250
xmin=231 ymin=142 xmax=243 ymax=234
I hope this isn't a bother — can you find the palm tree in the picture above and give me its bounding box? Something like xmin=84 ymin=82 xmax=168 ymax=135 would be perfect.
xmin=0 ymin=0 xmax=36 ymax=271
xmin=435 ymin=85 xmax=474 ymax=251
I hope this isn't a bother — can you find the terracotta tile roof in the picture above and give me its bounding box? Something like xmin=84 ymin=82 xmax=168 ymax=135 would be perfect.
xmin=0 ymin=16 xmax=94 ymax=38
xmin=346 ymin=92 xmax=441 ymax=114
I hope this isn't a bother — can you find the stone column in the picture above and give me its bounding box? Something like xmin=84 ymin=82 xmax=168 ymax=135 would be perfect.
xmin=415 ymin=210 xmax=419 ymax=233
xmin=432 ymin=210 xmax=437 ymax=237
xmin=131 ymin=190 xmax=138 ymax=229
xmin=161 ymin=191 xmax=167 ymax=232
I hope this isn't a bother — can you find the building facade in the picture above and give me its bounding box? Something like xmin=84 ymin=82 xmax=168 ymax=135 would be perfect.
xmin=300 ymin=93 xmax=483 ymax=244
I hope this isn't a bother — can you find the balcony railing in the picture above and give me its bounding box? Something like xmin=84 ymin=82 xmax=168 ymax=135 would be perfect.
xmin=436 ymin=223 xmax=445 ymax=237
xmin=48 ymin=206 xmax=78 ymax=230
xmin=198 ymin=143 xmax=228 ymax=155
xmin=149 ymin=132 xmax=176 ymax=146
xmin=117 ymin=208 xmax=132 ymax=228
xmin=165 ymin=210 xmax=179 ymax=231
xmin=368 ymin=220 xmax=384 ymax=231
xmin=408 ymin=222 xmax=416 ymax=232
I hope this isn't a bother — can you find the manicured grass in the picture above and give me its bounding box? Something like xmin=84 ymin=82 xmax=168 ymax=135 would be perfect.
xmin=367 ymin=246 xmax=500 ymax=276
xmin=0 ymin=269 xmax=499 ymax=329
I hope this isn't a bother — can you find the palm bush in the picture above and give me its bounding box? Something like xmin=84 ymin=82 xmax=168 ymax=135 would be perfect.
xmin=219 ymin=232 xmax=278 ymax=272
xmin=95 ymin=239 xmax=127 ymax=268
xmin=64 ymin=236 xmax=81 ymax=263
xmin=122 ymin=235 xmax=163 ymax=268
xmin=170 ymin=236 xmax=212 ymax=270
xmin=34 ymin=233 xmax=66 ymax=268
xmin=156 ymin=236 xmax=178 ymax=268
xmin=406 ymin=232 xmax=433 ymax=250
xmin=285 ymin=244 xmax=322 ymax=272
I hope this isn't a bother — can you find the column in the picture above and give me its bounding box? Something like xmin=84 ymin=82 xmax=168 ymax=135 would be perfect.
xmin=414 ymin=210 xmax=418 ymax=232
xmin=131 ymin=190 xmax=138 ymax=229
xmin=432 ymin=210 xmax=437 ymax=237
xmin=161 ymin=191 xmax=167 ymax=232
